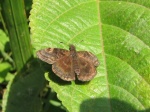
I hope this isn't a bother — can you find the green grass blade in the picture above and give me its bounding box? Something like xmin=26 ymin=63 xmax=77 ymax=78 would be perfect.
xmin=1 ymin=0 xmax=33 ymax=71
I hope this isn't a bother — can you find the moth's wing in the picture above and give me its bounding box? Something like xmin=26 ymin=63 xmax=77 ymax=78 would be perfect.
xmin=77 ymin=57 xmax=97 ymax=81
xmin=52 ymin=56 xmax=75 ymax=81
xmin=37 ymin=48 xmax=69 ymax=64
xmin=77 ymin=51 xmax=99 ymax=67
xmin=77 ymin=52 xmax=99 ymax=81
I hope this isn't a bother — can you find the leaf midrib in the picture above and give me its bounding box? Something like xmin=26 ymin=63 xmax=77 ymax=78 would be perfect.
xmin=97 ymin=0 xmax=112 ymax=112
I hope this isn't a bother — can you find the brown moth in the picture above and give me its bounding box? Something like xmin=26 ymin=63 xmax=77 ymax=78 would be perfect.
xmin=37 ymin=45 xmax=99 ymax=81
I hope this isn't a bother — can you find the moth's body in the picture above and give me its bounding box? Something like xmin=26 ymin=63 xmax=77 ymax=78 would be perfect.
xmin=37 ymin=45 xmax=99 ymax=81
xmin=69 ymin=45 xmax=80 ymax=75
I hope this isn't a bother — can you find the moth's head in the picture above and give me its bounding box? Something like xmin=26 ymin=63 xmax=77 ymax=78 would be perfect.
xmin=69 ymin=44 xmax=76 ymax=51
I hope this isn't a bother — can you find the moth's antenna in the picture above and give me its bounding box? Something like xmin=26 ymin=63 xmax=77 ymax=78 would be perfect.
xmin=75 ymin=39 xmax=84 ymax=49
xmin=59 ymin=41 xmax=68 ymax=49
xmin=59 ymin=39 xmax=84 ymax=49
xmin=59 ymin=42 xmax=64 ymax=44
xmin=78 ymin=40 xmax=84 ymax=44
xmin=67 ymin=39 xmax=84 ymax=47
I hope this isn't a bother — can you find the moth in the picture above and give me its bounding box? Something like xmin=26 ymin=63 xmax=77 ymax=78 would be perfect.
xmin=37 ymin=45 xmax=99 ymax=81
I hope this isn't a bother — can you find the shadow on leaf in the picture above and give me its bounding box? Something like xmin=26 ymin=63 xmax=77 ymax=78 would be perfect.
xmin=3 ymin=58 xmax=46 ymax=112
xmin=37 ymin=59 xmax=71 ymax=85
xmin=80 ymin=97 xmax=150 ymax=112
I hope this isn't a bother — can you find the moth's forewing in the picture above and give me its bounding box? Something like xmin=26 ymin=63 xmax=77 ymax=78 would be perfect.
xmin=37 ymin=48 xmax=69 ymax=64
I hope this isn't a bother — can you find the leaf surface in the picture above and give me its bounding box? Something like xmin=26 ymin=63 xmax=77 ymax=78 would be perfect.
xmin=2 ymin=60 xmax=46 ymax=112
xmin=30 ymin=0 xmax=150 ymax=112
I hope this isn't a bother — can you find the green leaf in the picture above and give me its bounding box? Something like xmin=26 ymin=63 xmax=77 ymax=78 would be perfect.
xmin=0 ymin=29 xmax=9 ymax=52
xmin=2 ymin=60 xmax=46 ymax=112
xmin=0 ymin=62 xmax=11 ymax=83
xmin=1 ymin=0 xmax=33 ymax=71
xmin=30 ymin=0 xmax=150 ymax=112
xmin=0 ymin=29 xmax=13 ymax=63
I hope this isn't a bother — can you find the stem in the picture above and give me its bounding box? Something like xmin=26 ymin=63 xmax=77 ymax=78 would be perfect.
xmin=1 ymin=0 xmax=33 ymax=71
